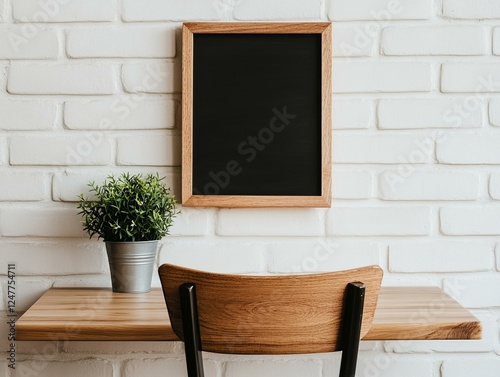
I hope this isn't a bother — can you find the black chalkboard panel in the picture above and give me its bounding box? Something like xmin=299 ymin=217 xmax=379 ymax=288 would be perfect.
xmin=182 ymin=23 xmax=332 ymax=207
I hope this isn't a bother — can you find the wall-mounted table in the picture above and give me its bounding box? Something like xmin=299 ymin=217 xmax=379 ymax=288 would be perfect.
xmin=16 ymin=287 xmax=481 ymax=341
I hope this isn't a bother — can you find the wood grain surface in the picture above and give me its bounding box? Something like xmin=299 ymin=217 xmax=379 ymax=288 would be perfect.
xmin=16 ymin=286 xmax=481 ymax=342
xmin=159 ymin=264 xmax=383 ymax=354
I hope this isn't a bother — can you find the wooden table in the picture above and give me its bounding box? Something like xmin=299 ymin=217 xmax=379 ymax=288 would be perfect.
xmin=16 ymin=287 xmax=481 ymax=341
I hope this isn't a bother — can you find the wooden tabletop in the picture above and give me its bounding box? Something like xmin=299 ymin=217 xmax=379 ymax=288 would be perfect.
xmin=16 ymin=286 xmax=481 ymax=341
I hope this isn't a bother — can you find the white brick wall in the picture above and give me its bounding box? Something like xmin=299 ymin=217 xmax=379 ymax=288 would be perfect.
xmin=333 ymin=133 xmax=434 ymax=164
xmin=67 ymin=27 xmax=176 ymax=58
xmin=441 ymin=63 xmax=500 ymax=93
xmin=489 ymin=98 xmax=500 ymax=126
xmin=333 ymin=62 xmax=432 ymax=93
xmin=122 ymin=0 xmax=220 ymax=21
xmin=332 ymin=170 xmax=372 ymax=199
xmin=389 ymin=241 xmax=493 ymax=272
xmin=122 ymin=61 xmax=179 ymax=94
xmin=1 ymin=0 xmax=499 ymax=375
xmin=64 ymin=99 xmax=176 ymax=130
xmin=328 ymin=0 xmax=432 ymax=21
xmin=8 ymin=63 xmax=117 ymax=95
xmin=0 ymin=0 xmax=4 ymax=22
xmin=378 ymin=98 xmax=482 ymax=129
xmin=0 ymin=172 xmax=48 ymax=201
xmin=10 ymin=135 xmax=113 ymax=165
xmin=12 ymin=0 xmax=115 ymax=22
xmin=0 ymin=28 xmax=59 ymax=59
xmin=440 ymin=207 xmax=500 ymax=235
xmin=326 ymin=207 xmax=431 ymax=236
xmin=233 ymin=0 xmax=321 ymax=20
xmin=0 ymin=100 xmax=57 ymax=130
xmin=437 ymin=134 xmax=500 ymax=164
xmin=443 ymin=0 xmax=500 ymax=20
xmin=379 ymin=171 xmax=479 ymax=200
xmin=381 ymin=26 xmax=488 ymax=56
xmin=332 ymin=99 xmax=374 ymax=129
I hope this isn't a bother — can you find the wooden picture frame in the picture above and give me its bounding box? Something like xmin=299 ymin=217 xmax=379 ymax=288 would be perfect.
xmin=182 ymin=22 xmax=332 ymax=207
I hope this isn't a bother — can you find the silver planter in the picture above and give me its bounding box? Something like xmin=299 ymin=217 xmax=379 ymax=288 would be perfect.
xmin=105 ymin=240 xmax=159 ymax=293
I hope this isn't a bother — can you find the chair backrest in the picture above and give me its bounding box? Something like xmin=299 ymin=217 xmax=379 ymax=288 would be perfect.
xmin=159 ymin=264 xmax=383 ymax=355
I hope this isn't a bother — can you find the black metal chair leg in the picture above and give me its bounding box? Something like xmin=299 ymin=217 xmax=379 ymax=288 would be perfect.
xmin=179 ymin=283 xmax=205 ymax=377
xmin=339 ymin=282 xmax=366 ymax=377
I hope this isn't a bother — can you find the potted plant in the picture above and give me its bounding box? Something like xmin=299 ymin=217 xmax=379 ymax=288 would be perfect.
xmin=77 ymin=173 xmax=179 ymax=293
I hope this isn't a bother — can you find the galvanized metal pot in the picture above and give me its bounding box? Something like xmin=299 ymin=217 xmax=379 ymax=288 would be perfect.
xmin=105 ymin=240 xmax=159 ymax=293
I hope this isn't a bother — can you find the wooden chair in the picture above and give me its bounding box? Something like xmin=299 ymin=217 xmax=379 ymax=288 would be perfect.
xmin=158 ymin=264 xmax=383 ymax=377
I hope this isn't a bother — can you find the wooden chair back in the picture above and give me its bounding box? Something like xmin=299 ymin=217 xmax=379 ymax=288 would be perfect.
xmin=159 ymin=264 xmax=383 ymax=355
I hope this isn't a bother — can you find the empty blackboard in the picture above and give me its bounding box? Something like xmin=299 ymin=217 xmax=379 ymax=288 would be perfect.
xmin=182 ymin=23 xmax=332 ymax=207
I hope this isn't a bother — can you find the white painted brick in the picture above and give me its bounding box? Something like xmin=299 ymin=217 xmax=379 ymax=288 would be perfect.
xmin=122 ymin=61 xmax=179 ymax=94
xmin=437 ymin=134 xmax=500 ymax=164
xmin=441 ymin=207 xmax=500 ymax=235
xmin=13 ymin=0 xmax=115 ymax=22
xmin=53 ymin=170 xmax=180 ymax=202
xmin=62 ymin=340 xmax=181 ymax=354
xmin=116 ymin=134 xmax=180 ymax=166
xmin=443 ymin=359 xmax=500 ymax=377
xmin=122 ymin=0 xmax=219 ymax=21
xmin=0 ymin=242 xmax=106 ymax=275
xmin=489 ymin=98 xmax=500 ymax=126
xmin=378 ymin=98 xmax=482 ymax=129
xmin=489 ymin=173 xmax=500 ymax=200
xmin=333 ymin=62 xmax=431 ymax=93
xmin=389 ymin=241 xmax=492 ymax=272
xmin=8 ymin=63 xmax=117 ymax=95
xmin=64 ymin=99 xmax=175 ymax=131
xmin=4 ymin=278 xmax=52 ymax=311
xmin=226 ymin=360 xmax=321 ymax=377
xmin=441 ymin=63 xmax=500 ymax=93
xmin=0 ymin=207 xmax=85 ymax=237
xmin=10 ymin=135 xmax=112 ymax=166
xmin=333 ymin=24 xmax=378 ymax=57
xmin=16 ymin=360 xmax=113 ymax=377
xmin=444 ymin=277 xmax=500 ymax=308
xmin=329 ymin=0 xmax=432 ymax=21
xmin=217 ymin=209 xmax=323 ymax=236
xmin=381 ymin=26 xmax=487 ymax=56
xmin=0 ymin=173 xmax=47 ymax=201
xmin=0 ymin=100 xmax=57 ymax=130
xmin=496 ymin=244 xmax=500 ymax=271
xmin=351 ymin=357 xmax=433 ymax=377
xmin=332 ymin=171 xmax=372 ymax=199
xmin=0 ymin=0 xmax=4 ymax=22
xmin=332 ymin=99 xmax=373 ymax=129
xmin=233 ymin=0 xmax=320 ymax=20
xmin=493 ymin=28 xmax=500 ymax=56
xmin=333 ymin=134 xmax=434 ymax=164
xmin=124 ymin=358 xmax=217 ymax=377
xmin=15 ymin=339 xmax=59 ymax=357
xmin=268 ymin=241 xmax=381 ymax=273
xmin=159 ymin=242 xmax=265 ymax=273
xmin=0 ymin=137 xmax=5 ymax=165
xmin=169 ymin=208 xmax=210 ymax=236
xmin=385 ymin=311 xmax=495 ymax=353
xmin=0 ymin=28 xmax=58 ymax=59
xmin=327 ymin=207 xmax=431 ymax=236
xmin=0 ymin=64 xmax=7 ymax=92
xmin=67 ymin=27 xmax=175 ymax=58
xmin=53 ymin=276 xmax=111 ymax=288
xmin=379 ymin=171 xmax=479 ymax=200
xmin=443 ymin=0 xmax=500 ymax=20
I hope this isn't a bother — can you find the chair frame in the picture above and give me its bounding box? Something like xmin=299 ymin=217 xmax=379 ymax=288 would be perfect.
xmin=178 ymin=281 xmax=366 ymax=377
